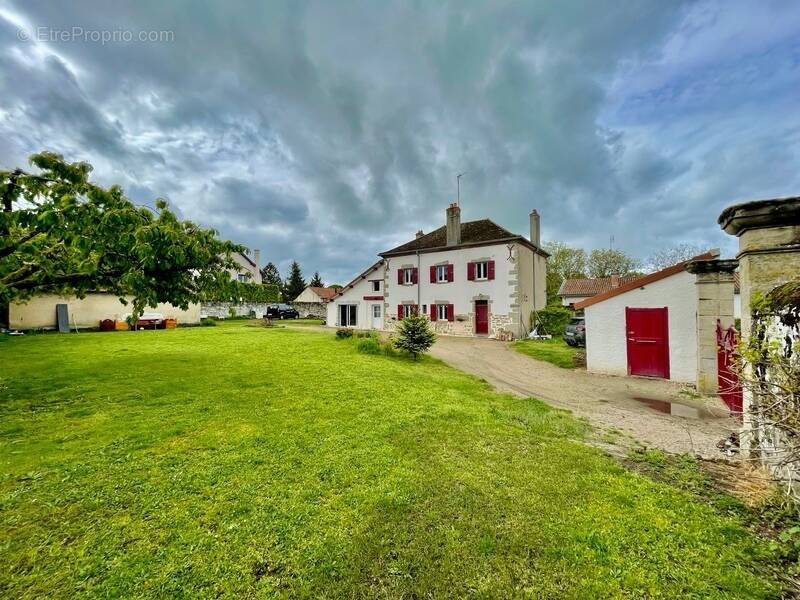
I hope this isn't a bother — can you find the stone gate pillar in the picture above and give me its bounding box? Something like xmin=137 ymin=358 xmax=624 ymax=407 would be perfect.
xmin=718 ymin=197 xmax=800 ymax=442
xmin=686 ymin=258 xmax=738 ymax=394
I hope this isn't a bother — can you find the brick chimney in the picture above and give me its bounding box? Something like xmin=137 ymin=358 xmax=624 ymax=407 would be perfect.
xmin=529 ymin=209 xmax=541 ymax=246
xmin=610 ymin=274 xmax=620 ymax=288
xmin=446 ymin=203 xmax=461 ymax=246
xmin=415 ymin=230 xmax=424 ymax=239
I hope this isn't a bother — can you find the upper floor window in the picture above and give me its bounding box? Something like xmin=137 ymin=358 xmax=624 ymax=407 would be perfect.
xmin=475 ymin=261 xmax=488 ymax=280
xmin=371 ymin=280 xmax=381 ymax=292
xmin=468 ymin=260 xmax=495 ymax=281
xmin=403 ymin=268 xmax=414 ymax=285
xmin=237 ymin=273 xmax=248 ymax=283
xmin=436 ymin=264 xmax=448 ymax=283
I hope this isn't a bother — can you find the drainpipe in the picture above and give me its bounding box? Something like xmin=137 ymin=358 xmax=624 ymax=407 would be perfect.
xmin=416 ymin=250 xmax=421 ymax=313
xmin=530 ymin=246 xmax=537 ymax=334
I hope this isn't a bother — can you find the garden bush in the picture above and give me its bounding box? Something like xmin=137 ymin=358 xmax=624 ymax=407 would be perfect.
xmin=392 ymin=314 xmax=436 ymax=359
xmin=200 ymin=317 xmax=217 ymax=326
xmin=335 ymin=328 xmax=354 ymax=339
xmin=356 ymin=337 xmax=381 ymax=355
xmin=531 ymin=304 xmax=573 ymax=336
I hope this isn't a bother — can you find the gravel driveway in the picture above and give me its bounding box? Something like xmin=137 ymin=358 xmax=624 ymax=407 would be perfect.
xmin=430 ymin=336 xmax=738 ymax=458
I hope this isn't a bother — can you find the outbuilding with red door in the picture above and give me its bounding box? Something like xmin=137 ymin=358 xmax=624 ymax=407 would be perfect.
xmin=575 ymin=251 xmax=737 ymax=392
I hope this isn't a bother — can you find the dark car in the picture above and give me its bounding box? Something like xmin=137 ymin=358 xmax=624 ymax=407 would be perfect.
xmin=563 ymin=316 xmax=585 ymax=346
xmin=266 ymin=303 xmax=300 ymax=319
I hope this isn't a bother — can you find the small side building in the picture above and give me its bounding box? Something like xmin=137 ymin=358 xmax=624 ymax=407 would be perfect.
xmin=575 ymin=250 xmax=736 ymax=392
xmin=9 ymin=294 xmax=200 ymax=330
xmin=293 ymin=286 xmax=337 ymax=319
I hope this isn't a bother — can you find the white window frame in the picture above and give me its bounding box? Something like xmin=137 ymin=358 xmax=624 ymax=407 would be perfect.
xmin=339 ymin=304 xmax=357 ymax=327
xmin=372 ymin=304 xmax=381 ymax=318
xmin=403 ymin=304 xmax=415 ymax=318
xmin=371 ymin=280 xmax=381 ymax=292
xmin=403 ymin=268 xmax=414 ymax=285
xmin=436 ymin=304 xmax=448 ymax=320
xmin=436 ymin=264 xmax=449 ymax=283
xmin=237 ymin=273 xmax=248 ymax=283
xmin=475 ymin=261 xmax=488 ymax=281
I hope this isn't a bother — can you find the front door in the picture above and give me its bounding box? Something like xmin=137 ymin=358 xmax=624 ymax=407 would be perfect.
xmin=475 ymin=301 xmax=489 ymax=335
xmin=371 ymin=304 xmax=382 ymax=329
xmin=626 ymin=307 xmax=670 ymax=378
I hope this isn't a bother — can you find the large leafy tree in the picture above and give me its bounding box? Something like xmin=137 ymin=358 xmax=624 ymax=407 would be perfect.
xmin=587 ymin=248 xmax=641 ymax=278
xmin=283 ymin=260 xmax=306 ymax=300
xmin=309 ymin=271 xmax=323 ymax=287
xmin=543 ymin=241 xmax=587 ymax=303
xmin=1 ymin=151 xmax=241 ymax=317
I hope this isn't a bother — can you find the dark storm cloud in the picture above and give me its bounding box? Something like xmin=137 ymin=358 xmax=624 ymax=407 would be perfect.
xmin=1 ymin=0 xmax=799 ymax=283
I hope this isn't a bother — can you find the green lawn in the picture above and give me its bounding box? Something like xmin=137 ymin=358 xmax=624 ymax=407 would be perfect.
xmin=0 ymin=323 xmax=781 ymax=598
xmin=512 ymin=337 xmax=581 ymax=368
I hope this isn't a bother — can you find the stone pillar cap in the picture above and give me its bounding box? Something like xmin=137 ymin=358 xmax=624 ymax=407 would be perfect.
xmin=719 ymin=196 xmax=800 ymax=236
xmin=686 ymin=258 xmax=739 ymax=274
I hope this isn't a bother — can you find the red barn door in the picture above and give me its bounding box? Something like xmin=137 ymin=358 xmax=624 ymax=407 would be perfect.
xmin=625 ymin=307 xmax=670 ymax=379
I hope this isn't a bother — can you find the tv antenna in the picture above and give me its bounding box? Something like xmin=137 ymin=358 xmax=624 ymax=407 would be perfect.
xmin=456 ymin=172 xmax=466 ymax=206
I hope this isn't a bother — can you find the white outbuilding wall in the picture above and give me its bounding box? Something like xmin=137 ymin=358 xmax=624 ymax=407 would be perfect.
xmin=583 ymin=270 xmax=698 ymax=383
xmin=326 ymin=263 xmax=386 ymax=328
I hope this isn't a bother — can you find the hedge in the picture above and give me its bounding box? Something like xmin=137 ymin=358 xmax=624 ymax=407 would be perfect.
xmin=531 ymin=304 xmax=573 ymax=336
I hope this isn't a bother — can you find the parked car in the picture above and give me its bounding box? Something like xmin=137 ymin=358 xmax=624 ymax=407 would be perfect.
xmin=266 ymin=304 xmax=300 ymax=319
xmin=563 ymin=316 xmax=585 ymax=346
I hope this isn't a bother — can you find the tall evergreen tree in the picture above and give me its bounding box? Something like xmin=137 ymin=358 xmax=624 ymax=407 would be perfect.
xmin=283 ymin=261 xmax=306 ymax=300
xmin=309 ymin=271 xmax=323 ymax=287
xmin=260 ymin=262 xmax=283 ymax=287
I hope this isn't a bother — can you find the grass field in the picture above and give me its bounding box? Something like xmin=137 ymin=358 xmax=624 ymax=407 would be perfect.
xmin=512 ymin=337 xmax=581 ymax=368
xmin=0 ymin=322 xmax=782 ymax=598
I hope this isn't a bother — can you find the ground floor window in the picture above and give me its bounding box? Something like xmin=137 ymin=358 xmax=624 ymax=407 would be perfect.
xmin=339 ymin=304 xmax=357 ymax=327
xmin=436 ymin=304 xmax=448 ymax=321
xmin=372 ymin=304 xmax=381 ymax=318
xmin=403 ymin=304 xmax=416 ymax=318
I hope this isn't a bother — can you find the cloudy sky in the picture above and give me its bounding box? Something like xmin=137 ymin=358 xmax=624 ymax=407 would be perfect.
xmin=1 ymin=1 xmax=798 ymax=284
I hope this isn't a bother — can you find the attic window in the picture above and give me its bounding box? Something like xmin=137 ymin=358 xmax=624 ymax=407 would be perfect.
xmin=371 ymin=280 xmax=381 ymax=292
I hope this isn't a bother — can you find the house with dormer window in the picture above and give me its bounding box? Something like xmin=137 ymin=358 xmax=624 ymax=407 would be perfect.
xmin=327 ymin=204 xmax=548 ymax=339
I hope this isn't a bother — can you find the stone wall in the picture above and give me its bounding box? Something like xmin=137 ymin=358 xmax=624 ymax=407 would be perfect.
xmin=200 ymin=301 xmax=273 ymax=319
xmin=291 ymin=301 xmax=327 ymax=319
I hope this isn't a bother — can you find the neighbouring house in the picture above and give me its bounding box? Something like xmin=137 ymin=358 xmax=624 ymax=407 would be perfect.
xmin=558 ymin=275 xmax=641 ymax=309
xmin=229 ymin=250 xmax=262 ymax=284
xmin=327 ymin=204 xmax=548 ymax=338
xmin=293 ymin=286 xmax=337 ymax=319
xmin=575 ymin=250 xmax=738 ymax=392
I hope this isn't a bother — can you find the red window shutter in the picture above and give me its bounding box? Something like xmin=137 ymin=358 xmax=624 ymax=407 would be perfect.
xmin=429 ymin=265 xmax=436 ymax=283
xmin=430 ymin=304 xmax=437 ymax=321
xmin=447 ymin=304 xmax=454 ymax=321
xmin=488 ymin=260 xmax=495 ymax=280
xmin=397 ymin=269 xmax=403 ymax=285
xmin=467 ymin=262 xmax=475 ymax=281
xmin=412 ymin=268 xmax=418 ymax=284
xmin=447 ymin=264 xmax=454 ymax=282
xmin=397 ymin=304 xmax=403 ymax=320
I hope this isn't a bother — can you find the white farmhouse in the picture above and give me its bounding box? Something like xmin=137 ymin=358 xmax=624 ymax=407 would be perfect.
xmin=327 ymin=205 xmax=548 ymax=338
